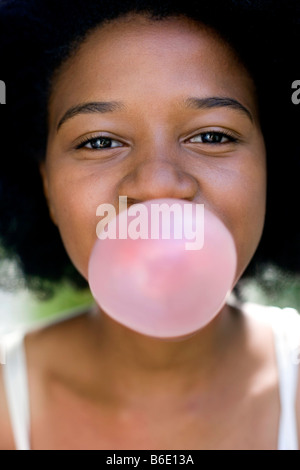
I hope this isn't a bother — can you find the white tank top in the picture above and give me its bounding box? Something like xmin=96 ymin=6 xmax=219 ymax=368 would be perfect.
xmin=1 ymin=304 xmax=300 ymax=450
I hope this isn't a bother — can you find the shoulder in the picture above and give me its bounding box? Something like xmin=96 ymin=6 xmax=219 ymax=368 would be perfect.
xmin=0 ymin=329 xmax=34 ymax=451
xmin=239 ymin=301 xmax=300 ymax=366
xmin=281 ymin=309 xmax=300 ymax=448
xmin=240 ymin=302 xmax=300 ymax=448
xmin=237 ymin=301 xmax=300 ymax=343
xmin=0 ymin=361 xmax=15 ymax=450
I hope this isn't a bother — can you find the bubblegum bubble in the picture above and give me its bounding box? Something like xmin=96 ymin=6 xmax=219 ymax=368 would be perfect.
xmin=88 ymin=199 xmax=237 ymax=338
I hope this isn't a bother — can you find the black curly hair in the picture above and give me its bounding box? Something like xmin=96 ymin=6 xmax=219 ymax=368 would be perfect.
xmin=0 ymin=0 xmax=299 ymax=295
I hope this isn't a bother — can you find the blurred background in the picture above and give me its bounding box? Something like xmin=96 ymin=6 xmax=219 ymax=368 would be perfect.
xmin=0 ymin=258 xmax=94 ymax=335
xmin=0 ymin=257 xmax=299 ymax=335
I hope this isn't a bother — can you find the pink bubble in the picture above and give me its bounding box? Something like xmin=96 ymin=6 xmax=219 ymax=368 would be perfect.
xmin=88 ymin=199 xmax=237 ymax=338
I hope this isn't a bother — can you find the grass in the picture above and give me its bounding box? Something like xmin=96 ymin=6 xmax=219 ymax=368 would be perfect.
xmin=0 ymin=281 xmax=94 ymax=333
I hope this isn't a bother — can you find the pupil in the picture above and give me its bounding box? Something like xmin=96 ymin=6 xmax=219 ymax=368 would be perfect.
xmin=92 ymin=138 xmax=110 ymax=149
xmin=204 ymin=132 xmax=221 ymax=143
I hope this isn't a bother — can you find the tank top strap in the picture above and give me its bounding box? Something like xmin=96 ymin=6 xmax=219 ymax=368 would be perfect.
xmin=2 ymin=330 xmax=31 ymax=451
xmin=234 ymin=301 xmax=300 ymax=450
xmin=271 ymin=308 xmax=300 ymax=451
xmin=1 ymin=307 xmax=92 ymax=451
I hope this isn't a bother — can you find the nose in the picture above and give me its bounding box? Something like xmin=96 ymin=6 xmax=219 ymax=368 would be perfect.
xmin=117 ymin=157 xmax=199 ymax=205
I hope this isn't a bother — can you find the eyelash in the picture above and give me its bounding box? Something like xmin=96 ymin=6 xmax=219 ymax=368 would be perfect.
xmin=75 ymin=135 xmax=123 ymax=150
xmin=75 ymin=130 xmax=238 ymax=150
xmin=188 ymin=130 xmax=238 ymax=144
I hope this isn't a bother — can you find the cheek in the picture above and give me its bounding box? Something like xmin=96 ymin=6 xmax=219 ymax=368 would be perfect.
xmin=196 ymin=143 xmax=266 ymax=282
xmin=228 ymin=153 xmax=267 ymax=279
xmin=54 ymin=186 xmax=96 ymax=279
xmin=46 ymin=166 xmax=116 ymax=279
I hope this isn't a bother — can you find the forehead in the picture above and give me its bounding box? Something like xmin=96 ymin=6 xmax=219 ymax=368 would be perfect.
xmin=49 ymin=14 xmax=256 ymax=123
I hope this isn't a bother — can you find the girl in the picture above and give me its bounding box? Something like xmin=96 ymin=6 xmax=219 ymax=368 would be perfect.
xmin=0 ymin=0 xmax=299 ymax=450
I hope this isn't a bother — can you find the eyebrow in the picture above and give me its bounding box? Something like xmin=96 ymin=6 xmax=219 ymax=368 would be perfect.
xmin=56 ymin=101 xmax=124 ymax=131
xmin=56 ymin=95 xmax=253 ymax=131
xmin=185 ymin=96 xmax=253 ymax=122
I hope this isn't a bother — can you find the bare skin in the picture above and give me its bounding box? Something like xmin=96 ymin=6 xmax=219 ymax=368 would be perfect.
xmin=0 ymin=14 xmax=299 ymax=449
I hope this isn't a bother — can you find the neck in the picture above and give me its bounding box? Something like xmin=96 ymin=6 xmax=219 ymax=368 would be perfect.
xmin=46 ymin=302 xmax=244 ymax=406
xmin=95 ymin=303 xmax=232 ymax=366
xmin=80 ymin=303 xmax=243 ymax=396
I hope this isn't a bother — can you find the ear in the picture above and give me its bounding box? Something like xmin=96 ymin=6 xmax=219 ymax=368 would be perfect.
xmin=39 ymin=162 xmax=58 ymax=226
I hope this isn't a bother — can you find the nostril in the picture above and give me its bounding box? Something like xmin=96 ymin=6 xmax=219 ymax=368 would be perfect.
xmin=126 ymin=197 xmax=143 ymax=207
xmin=124 ymin=196 xmax=196 ymax=209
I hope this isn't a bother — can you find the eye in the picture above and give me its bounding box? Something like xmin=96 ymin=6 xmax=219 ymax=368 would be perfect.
xmin=76 ymin=136 xmax=123 ymax=150
xmin=189 ymin=131 xmax=237 ymax=144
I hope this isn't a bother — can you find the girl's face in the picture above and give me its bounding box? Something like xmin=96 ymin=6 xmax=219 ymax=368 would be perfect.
xmin=43 ymin=14 xmax=266 ymax=285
